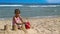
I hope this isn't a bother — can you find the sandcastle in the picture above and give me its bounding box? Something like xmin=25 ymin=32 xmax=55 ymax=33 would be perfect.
xmin=4 ymin=24 xmax=18 ymax=31
xmin=0 ymin=24 xmax=26 ymax=34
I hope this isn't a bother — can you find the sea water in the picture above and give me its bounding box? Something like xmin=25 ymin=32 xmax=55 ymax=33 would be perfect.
xmin=0 ymin=5 xmax=60 ymax=19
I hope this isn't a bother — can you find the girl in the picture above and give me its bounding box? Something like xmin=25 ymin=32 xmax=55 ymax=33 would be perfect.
xmin=12 ymin=9 xmax=25 ymax=30
xmin=12 ymin=9 xmax=30 ymax=31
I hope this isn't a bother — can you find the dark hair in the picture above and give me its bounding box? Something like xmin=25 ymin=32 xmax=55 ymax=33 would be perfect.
xmin=15 ymin=9 xmax=20 ymax=14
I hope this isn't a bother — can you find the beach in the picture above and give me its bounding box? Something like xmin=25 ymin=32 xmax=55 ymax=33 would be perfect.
xmin=0 ymin=17 xmax=60 ymax=34
xmin=0 ymin=4 xmax=60 ymax=34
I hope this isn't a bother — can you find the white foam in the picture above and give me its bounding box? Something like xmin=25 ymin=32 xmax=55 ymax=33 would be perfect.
xmin=0 ymin=5 xmax=60 ymax=7
xmin=0 ymin=5 xmax=23 ymax=6
xmin=28 ymin=5 xmax=60 ymax=7
xmin=28 ymin=5 xmax=40 ymax=7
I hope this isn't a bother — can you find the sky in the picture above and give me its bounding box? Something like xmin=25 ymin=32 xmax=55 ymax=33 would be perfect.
xmin=0 ymin=0 xmax=60 ymax=4
xmin=47 ymin=0 xmax=60 ymax=3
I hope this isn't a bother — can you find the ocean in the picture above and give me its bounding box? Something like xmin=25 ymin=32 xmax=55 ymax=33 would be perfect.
xmin=0 ymin=5 xmax=60 ymax=18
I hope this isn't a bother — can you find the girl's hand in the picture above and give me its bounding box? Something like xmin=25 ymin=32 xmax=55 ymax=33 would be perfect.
xmin=23 ymin=22 xmax=26 ymax=24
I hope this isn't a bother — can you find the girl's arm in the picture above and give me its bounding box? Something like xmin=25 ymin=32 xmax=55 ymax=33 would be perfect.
xmin=13 ymin=17 xmax=17 ymax=24
xmin=19 ymin=16 xmax=25 ymax=24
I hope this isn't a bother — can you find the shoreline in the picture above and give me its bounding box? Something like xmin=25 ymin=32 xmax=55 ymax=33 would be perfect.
xmin=0 ymin=15 xmax=60 ymax=20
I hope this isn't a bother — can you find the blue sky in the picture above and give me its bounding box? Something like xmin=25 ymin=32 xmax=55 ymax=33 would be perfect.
xmin=0 ymin=0 xmax=60 ymax=3
xmin=47 ymin=0 xmax=60 ymax=3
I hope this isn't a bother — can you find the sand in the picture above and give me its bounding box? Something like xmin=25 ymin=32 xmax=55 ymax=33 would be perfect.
xmin=0 ymin=17 xmax=60 ymax=34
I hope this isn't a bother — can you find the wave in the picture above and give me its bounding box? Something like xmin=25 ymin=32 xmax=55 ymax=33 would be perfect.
xmin=0 ymin=5 xmax=60 ymax=7
xmin=0 ymin=5 xmax=23 ymax=6
xmin=28 ymin=5 xmax=60 ymax=7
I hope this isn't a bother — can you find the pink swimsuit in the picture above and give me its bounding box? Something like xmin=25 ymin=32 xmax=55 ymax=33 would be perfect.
xmin=15 ymin=17 xmax=22 ymax=24
xmin=13 ymin=17 xmax=22 ymax=28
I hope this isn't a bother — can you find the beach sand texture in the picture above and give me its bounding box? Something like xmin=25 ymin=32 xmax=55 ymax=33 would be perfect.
xmin=0 ymin=17 xmax=60 ymax=34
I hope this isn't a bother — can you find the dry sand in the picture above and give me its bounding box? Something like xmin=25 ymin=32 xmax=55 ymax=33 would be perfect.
xmin=0 ymin=17 xmax=60 ymax=34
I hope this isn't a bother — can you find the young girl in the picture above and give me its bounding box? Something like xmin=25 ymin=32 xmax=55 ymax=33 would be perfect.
xmin=12 ymin=9 xmax=25 ymax=29
xmin=12 ymin=9 xmax=30 ymax=31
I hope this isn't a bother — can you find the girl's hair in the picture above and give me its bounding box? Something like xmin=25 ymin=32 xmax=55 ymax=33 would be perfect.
xmin=15 ymin=9 xmax=20 ymax=14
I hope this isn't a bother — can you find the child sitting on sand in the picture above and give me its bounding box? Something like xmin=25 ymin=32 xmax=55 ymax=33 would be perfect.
xmin=12 ymin=9 xmax=25 ymax=29
xmin=12 ymin=9 xmax=30 ymax=30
